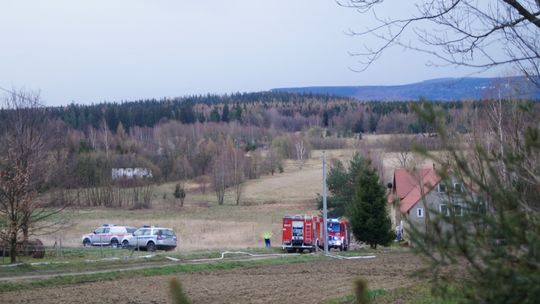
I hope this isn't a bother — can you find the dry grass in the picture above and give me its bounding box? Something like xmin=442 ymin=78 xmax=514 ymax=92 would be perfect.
xmin=42 ymin=145 xmax=432 ymax=251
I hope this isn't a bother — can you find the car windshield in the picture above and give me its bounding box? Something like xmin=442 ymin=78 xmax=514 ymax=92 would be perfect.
xmin=328 ymin=223 xmax=340 ymax=232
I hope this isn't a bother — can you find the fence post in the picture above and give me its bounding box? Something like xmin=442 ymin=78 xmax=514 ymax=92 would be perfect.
xmin=59 ymin=237 xmax=63 ymax=258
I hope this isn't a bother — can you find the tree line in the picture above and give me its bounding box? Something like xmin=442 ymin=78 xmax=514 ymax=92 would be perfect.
xmin=1 ymin=92 xmax=476 ymax=136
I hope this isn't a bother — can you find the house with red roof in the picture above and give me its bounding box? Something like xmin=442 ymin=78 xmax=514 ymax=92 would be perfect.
xmin=387 ymin=166 xmax=464 ymax=237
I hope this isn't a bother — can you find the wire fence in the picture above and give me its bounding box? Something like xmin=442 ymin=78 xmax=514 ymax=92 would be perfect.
xmin=0 ymin=236 xmax=155 ymax=265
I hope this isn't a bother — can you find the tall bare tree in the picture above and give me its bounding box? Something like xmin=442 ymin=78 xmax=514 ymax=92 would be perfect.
xmin=99 ymin=117 xmax=111 ymax=160
xmin=341 ymin=0 xmax=540 ymax=85
xmin=227 ymin=139 xmax=245 ymax=205
xmin=0 ymin=89 xmax=69 ymax=263
xmin=211 ymin=149 xmax=228 ymax=205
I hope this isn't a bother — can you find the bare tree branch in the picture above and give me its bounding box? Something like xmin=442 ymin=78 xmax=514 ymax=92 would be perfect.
xmin=341 ymin=0 xmax=540 ymax=83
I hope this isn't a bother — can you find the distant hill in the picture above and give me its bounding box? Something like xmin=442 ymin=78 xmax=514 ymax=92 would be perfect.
xmin=272 ymin=77 xmax=540 ymax=101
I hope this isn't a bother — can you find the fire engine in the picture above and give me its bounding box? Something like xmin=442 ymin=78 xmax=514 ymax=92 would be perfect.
xmin=281 ymin=215 xmax=323 ymax=253
xmin=282 ymin=215 xmax=351 ymax=253
xmin=324 ymin=218 xmax=351 ymax=251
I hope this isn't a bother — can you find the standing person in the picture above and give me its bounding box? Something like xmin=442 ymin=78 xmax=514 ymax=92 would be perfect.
xmin=399 ymin=220 xmax=404 ymax=241
xmin=262 ymin=231 xmax=272 ymax=248
xmin=395 ymin=224 xmax=402 ymax=242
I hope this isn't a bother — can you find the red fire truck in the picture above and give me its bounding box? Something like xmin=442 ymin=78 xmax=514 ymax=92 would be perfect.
xmin=281 ymin=215 xmax=323 ymax=253
xmin=323 ymin=218 xmax=351 ymax=251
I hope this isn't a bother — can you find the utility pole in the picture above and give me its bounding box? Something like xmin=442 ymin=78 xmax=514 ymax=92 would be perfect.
xmin=322 ymin=151 xmax=329 ymax=255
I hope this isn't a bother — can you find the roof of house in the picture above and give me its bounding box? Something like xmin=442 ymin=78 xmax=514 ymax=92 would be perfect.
xmin=388 ymin=167 xmax=441 ymax=213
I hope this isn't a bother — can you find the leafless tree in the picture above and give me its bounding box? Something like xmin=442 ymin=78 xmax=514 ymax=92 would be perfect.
xmin=211 ymin=149 xmax=229 ymax=205
xmin=228 ymin=140 xmax=246 ymax=205
xmin=100 ymin=118 xmax=111 ymax=160
xmin=0 ymin=89 xmax=70 ymax=263
xmin=387 ymin=135 xmax=414 ymax=168
xmin=88 ymin=126 xmax=97 ymax=150
xmin=341 ymin=0 xmax=540 ymax=85
xmin=264 ymin=147 xmax=283 ymax=175
xmin=293 ymin=136 xmax=309 ymax=169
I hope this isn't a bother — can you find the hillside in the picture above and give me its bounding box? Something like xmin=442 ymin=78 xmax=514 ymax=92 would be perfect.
xmin=272 ymin=77 xmax=540 ymax=101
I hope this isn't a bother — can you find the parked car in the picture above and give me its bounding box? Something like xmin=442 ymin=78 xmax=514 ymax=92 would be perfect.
xmin=121 ymin=226 xmax=177 ymax=251
xmin=81 ymin=224 xmax=136 ymax=248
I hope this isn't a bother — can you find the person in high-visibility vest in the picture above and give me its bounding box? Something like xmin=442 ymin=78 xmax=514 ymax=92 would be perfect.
xmin=262 ymin=231 xmax=272 ymax=248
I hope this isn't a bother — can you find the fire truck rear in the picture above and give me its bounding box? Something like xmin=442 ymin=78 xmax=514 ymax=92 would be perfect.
xmin=281 ymin=215 xmax=322 ymax=253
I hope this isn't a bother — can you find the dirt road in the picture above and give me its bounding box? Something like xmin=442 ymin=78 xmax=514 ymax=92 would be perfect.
xmin=0 ymin=252 xmax=423 ymax=304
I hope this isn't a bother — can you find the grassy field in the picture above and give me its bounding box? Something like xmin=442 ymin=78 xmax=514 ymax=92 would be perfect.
xmin=37 ymin=149 xmax=364 ymax=249
xmin=0 ymin=254 xmax=321 ymax=293
xmin=0 ymin=246 xmax=290 ymax=274
xmin=0 ymin=141 xmax=455 ymax=303
xmin=0 ymin=249 xmax=437 ymax=303
xmin=33 ymin=146 xmax=434 ymax=250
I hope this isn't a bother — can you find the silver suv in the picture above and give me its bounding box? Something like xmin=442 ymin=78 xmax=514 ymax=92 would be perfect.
xmin=121 ymin=226 xmax=177 ymax=252
xmin=81 ymin=224 xmax=136 ymax=248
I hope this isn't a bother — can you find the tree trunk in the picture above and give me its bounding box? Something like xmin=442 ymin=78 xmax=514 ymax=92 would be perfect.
xmin=22 ymin=224 xmax=29 ymax=243
xmin=9 ymin=232 xmax=17 ymax=264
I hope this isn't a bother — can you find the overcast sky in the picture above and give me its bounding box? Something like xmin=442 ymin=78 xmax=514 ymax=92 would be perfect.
xmin=1 ymin=1 xmax=505 ymax=106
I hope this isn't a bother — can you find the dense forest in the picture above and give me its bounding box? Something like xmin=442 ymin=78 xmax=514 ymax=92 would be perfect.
xmin=37 ymin=92 xmax=469 ymax=134
xmin=0 ymin=90 xmax=535 ymax=208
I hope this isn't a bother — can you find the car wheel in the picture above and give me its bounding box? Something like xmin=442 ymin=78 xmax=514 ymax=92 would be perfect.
xmin=111 ymin=239 xmax=119 ymax=249
xmin=122 ymin=240 xmax=129 ymax=248
xmin=83 ymin=239 xmax=91 ymax=247
xmin=147 ymin=242 xmax=156 ymax=252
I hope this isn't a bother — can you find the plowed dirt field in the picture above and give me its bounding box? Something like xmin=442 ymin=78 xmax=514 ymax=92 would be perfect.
xmin=0 ymin=252 xmax=424 ymax=304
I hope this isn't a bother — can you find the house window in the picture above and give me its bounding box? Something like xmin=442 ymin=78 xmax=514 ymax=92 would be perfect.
xmin=438 ymin=183 xmax=447 ymax=193
xmin=440 ymin=204 xmax=450 ymax=216
xmin=416 ymin=208 xmax=424 ymax=218
xmin=472 ymin=198 xmax=487 ymax=214
xmin=439 ymin=204 xmax=463 ymax=216
xmin=454 ymin=183 xmax=463 ymax=193
xmin=453 ymin=204 xmax=463 ymax=216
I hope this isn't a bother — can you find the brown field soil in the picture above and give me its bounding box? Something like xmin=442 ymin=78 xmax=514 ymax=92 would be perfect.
xmin=0 ymin=252 xmax=424 ymax=304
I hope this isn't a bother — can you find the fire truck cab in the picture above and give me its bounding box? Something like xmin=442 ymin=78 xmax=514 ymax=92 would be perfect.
xmin=281 ymin=215 xmax=322 ymax=253
xmin=323 ymin=218 xmax=351 ymax=251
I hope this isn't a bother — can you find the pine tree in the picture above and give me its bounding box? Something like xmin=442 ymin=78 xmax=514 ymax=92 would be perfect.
xmin=349 ymin=157 xmax=393 ymax=249
xmin=209 ymin=107 xmax=221 ymax=122
xmin=221 ymin=104 xmax=230 ymax=122
xmin=320 ymin=154 xmax=372 ymax=217
xmin=179 ymin=102 xmax=196 ymax=124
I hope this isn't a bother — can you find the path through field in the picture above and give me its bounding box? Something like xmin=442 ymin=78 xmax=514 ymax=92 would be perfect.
xmin=0 ymin=252 xmax=423 ymax=304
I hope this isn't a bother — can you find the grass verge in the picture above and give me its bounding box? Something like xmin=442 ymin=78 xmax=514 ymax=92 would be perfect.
xmin=0 ymin=247 xmax=288 ymax=276
xmin=0 ymin=254 xmax=320 ymax=293
xmin=322 ymin=289 xmax=386 ymax=304
xmin=324 ymin=283 xmax=459 ymax=304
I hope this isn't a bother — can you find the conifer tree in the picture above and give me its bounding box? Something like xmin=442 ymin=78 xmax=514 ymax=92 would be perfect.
xmin=209 ymin=107 xmax=221 ymax=122
xmin=221 ymin=104 xmax=230 ymax=122
xmin=349 ymin=157 xmax=393 ymax=249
